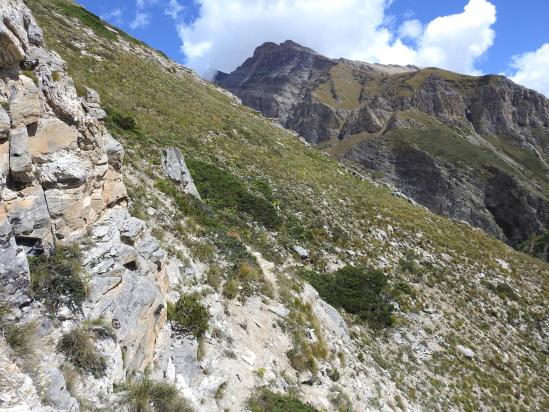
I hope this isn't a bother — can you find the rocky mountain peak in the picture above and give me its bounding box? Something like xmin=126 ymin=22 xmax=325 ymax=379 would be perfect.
xmin=215 ymin=41 xmax=549 ymax=258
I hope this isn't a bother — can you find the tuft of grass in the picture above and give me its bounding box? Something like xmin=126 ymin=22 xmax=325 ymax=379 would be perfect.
xmin=52 ymin=71 xmax=62 ymax=82
xmin=167 ymin=294 xmax=209 ymax=338
xmin=5 ymin=322 xmax=36 ymax=356
xmin=57 ymin=327 xmax=107 ymax=378
xmin=125 ymin=376 xmax=194 ymax=412
xmin=29 ymin=246 xmax=87 ymax=313
xmin=22 ymin=70 xmax=38 ymax=85
xmin=247 ymin=388 xmax=318 ymax=412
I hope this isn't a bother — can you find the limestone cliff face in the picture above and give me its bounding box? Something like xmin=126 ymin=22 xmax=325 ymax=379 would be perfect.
xmin=0 ymin=1 xmax=169 ymax=409
xmin=216 ymin=41 xmax=549 ymax=254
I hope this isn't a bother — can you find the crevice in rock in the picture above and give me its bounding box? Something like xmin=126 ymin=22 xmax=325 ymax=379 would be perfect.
xmin=15 ymin=236 xmax=44 ymax=256
xmin=123 ymin=261 xmax=138 ymax=272
xmin=26 ymin=121 xmax=37 ymax=137
xmin=40 ymin=183 xmax=56 ymax=248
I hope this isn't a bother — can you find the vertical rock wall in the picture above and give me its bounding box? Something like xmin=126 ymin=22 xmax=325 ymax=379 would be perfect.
xmin=0 ymin=2 xmax=169 ymax=408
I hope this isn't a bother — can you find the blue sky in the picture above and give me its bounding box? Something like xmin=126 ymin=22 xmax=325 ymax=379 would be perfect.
xmin=77 ymin=0 xmax=549 ymax=95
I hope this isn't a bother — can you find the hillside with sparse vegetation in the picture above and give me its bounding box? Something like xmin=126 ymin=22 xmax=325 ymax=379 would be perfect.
xmin=0 ymin=1 xmax=546 ymax=411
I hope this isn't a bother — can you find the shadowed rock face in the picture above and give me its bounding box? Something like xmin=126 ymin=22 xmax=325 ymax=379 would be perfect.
xmin=216 ymin=41 xmax=549 ymax=256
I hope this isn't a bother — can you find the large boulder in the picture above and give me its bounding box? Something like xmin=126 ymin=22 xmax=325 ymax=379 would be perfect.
xmin=9 ymin=126 xmax=33 ymax=183
xmin=161 ymin=147 xmax=201 ymax=200
xmin=37 ymin=151 xmax=92 ymax=189
xmin=28 ymin=117 xmax=78 ymax=160
xmin=0 ymin=0 xmax=43 ymax=67
xmin=103 ymin=132 xmax=124 ymax=170
xmin=83 ymin=209 xmax=167 ymax=374
xmin=0 ymin=106 xmax=10 ymax=140
xmin=8 ymin=75 xmax=41 ymax=128
xmin=0 ymin=207 xmax=30 ymax=306
xmin=3 ymin=184 xmax=52 ymax=248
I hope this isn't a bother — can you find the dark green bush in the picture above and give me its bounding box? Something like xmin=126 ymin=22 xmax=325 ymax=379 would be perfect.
xmin=327 ymin=368 xmax=341 ymax=382
xmin=155 ymin=179 xmax=218 ymax=230
xmin=186 ymin=159 xmax=281 ymax=229
xmin=494 ymin=283 xmax=519 ymax=301
xmin=58 ymin=328 xmax=107 ymax=378
xmin=167 ymin=294 xmax=209 ymax=338
xmin=29 ymin=246 xmax=86 ymax=313
xmin=126 ymin=377 xmax=194 ymax=412
xmin=300 ymin=266 xmax=394 ymax=329
xmin=106 ymin=107 xmax=138 ymax=132
xmin=247 ymin=388 xmax=318 ymax=412
xmin=518 ymin=230 xmax=549 ymax=262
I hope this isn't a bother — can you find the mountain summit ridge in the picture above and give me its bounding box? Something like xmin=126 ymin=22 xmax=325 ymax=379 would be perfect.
xmin=215 ymin=40 xmax=549 ymax=259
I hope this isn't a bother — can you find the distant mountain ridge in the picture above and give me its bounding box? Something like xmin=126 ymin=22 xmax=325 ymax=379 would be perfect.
xmin=215 ymin=40 xmax=549 ymax=259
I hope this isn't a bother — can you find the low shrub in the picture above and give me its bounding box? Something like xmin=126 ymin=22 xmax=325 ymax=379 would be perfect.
xmin=167 ymin=294 xmax=209 ymax=338
xmin=327 ymin=368 xmax=341 ymax=382
xmin=301 ymin=266 xmax=394 ymax=329
xmin=125 ymin=377 xmax=194 ymax=412
xmin=22 ymin=70 xmax=38 ymax=85
xmin=106 ymin=106 xmax=138 ymax=132
xmin=57 ymin=327 xmax=107 ymax=378
xmin=29 ymin=246 xmax=86 ymax=313
xmin=287 ymin=347 xmax=317 ymax=375
xmin=186 ymin=159 xmax=281 ymax=229
xmin=248 ymin=388 xmax=318 ymax=412
xmin=494 ymin=283 xmax=519 ymax=302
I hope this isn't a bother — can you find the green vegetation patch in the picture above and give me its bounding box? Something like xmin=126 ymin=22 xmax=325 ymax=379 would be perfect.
xmin=518 ymin=230 xmax=549 ymax=263
xmin=186 ymin=158 xmax=281 ymax=230
xmin=58 ymin=327 xmax=108 ymax=378
xmin=125 ymin=376 xmax=194 ymax=412
xmin=167 ymin=294 xmax=209 ymax=338
xmin=301 ymin=266 xmax=394 ymax=329
xmin=4 ymin=322 xmax=36 ymax=356
xmin=29 ymin=246 xmax=87 ymax=313
xmin=247 ymin=388 xmax=319 ymax=412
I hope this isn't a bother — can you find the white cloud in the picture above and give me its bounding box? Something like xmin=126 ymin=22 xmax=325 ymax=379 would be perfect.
xmin=165 ymin=0 xmax=185 ymax=20
xmin=413 ymin=0 xmax=496 ymax=75
xmin=176 ymin=0 xmax=497 ymax=78
xmin=508 ymin=44 xmax=549 ymax=97
xmin=130 ymin=11 xmax=151 ymax=29
xmin=399 ymin=19 xmax=422 ymax=40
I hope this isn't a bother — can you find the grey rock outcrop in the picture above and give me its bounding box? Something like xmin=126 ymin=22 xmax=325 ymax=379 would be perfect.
xmin=161 ymin=147 xmax=201 ymax=200
xmin=0 ymin=0 xmax=43 ymax=68
xmin=0 ymin=208 xmax=29 ymax=306
xmin=0 ymin=2 xmax=169 ymax=408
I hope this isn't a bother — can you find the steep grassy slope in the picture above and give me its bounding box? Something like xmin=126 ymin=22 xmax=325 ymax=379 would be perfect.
xmin=27 ymin=0 xmax=548 ymax=410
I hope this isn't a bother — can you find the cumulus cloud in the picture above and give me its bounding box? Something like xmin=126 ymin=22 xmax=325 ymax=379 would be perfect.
xmin=413 ymin=0 xmax=496 ymax=75
xmin=508 ymin=44 xmax=549 ymax=97
xmin=398 ymin=20 xmax=422 ymax=40
xmin=176 ymin=0 xmax=497 ymax=77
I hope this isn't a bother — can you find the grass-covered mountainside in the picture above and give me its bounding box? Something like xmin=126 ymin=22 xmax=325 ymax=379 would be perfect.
xmin=216 ymin=41 xmax=549 ymax=261
xmin=24 ymin=0 xmax=548 ymax=410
